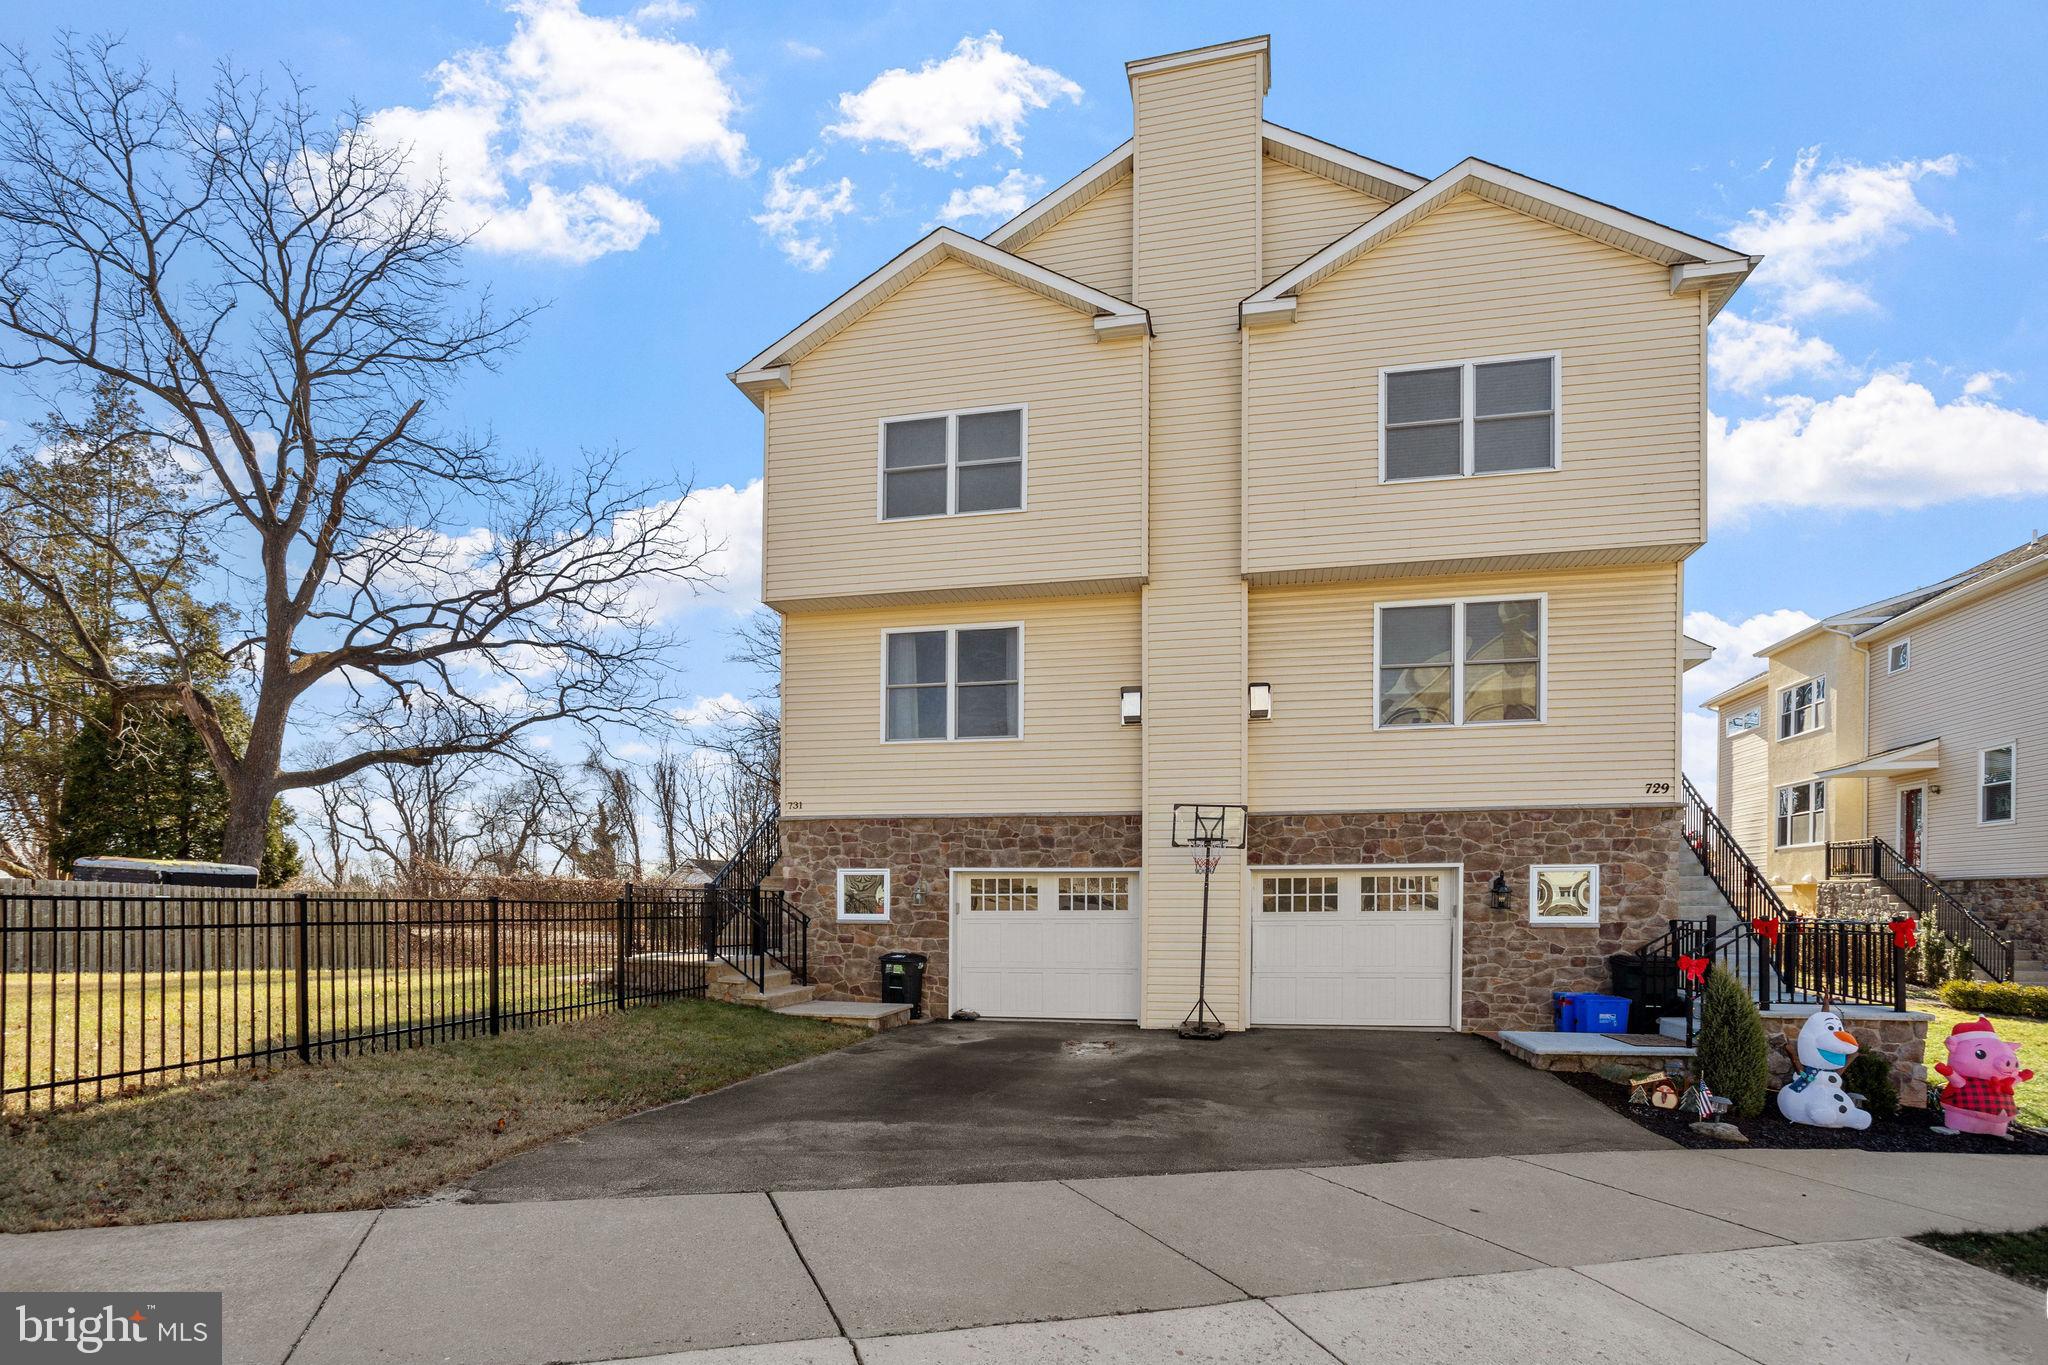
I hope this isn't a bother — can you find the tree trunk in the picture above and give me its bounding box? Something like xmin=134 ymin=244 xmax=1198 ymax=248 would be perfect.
xmin=220 ymin=780 xmax=272 ymax=869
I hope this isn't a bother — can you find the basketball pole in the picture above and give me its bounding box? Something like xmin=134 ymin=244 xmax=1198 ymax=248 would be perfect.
xmin=1178 ymin=840 xmax=1226 ymax=1041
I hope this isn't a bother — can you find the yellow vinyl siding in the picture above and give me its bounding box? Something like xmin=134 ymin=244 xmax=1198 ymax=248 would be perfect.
xmin=1863 ymin=568 xmax=2048 ymax=877
xmin=1243 ymin=193 xmax=1705 ymax=581
xmin=780 ymin=595 xmax=1140 ymax=818
xmin=1260 ymin=156 xmax=1385 ymax=286
xmin=1759 ymin=631 xmax=1866 ymax=892
xmin=761 ymin=257 xmax=1145 ymax=609
xmin=1131 ymin=50 xmax=1264 ymax=1029
xmin=1012 ymin=173 xmax=1134 ymax=299
xmin=1248 ymin=564 xmax=1681 ymax=810
xmin=1714 ymin=682 xmax=1770 ymax=859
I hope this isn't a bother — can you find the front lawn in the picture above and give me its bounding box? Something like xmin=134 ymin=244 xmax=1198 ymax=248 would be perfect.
xmin=0 ymin=998 xmax=860 ymax=1232
xmin=1917 ymin=1228 xmax=2048 ymax=1290
xmin=1914 ymin=996 xmax=2048 ymax=1129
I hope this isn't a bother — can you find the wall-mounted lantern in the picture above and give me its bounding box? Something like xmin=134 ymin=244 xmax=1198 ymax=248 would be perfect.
xmin=1489 ymin=871 xmax=1513 ymax=911
xmin=1248 ymin=682 xmax=1273 ymax=721
xmin=1120 ymin=686 xmax=1142 ymax=725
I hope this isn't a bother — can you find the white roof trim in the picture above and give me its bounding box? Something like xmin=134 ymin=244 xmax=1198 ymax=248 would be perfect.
xmin=1816 ymin=738 xmax=1941 ymax=780
xmin=986 ymin=140 xmax=1133 ymax=250
xmin=1701 ymin=671 xmax=1769 ymax=710
xmin=1853 ymin=551 xmax=2048 ymax=645
xmin=728 ymin=228 xmax=1148 ymax=403
xmin=1126 ymin=35 xmax=1271 ymax=89
xmin=1244 ymin=157 xmax=1753 ymax=318
xmin=1681 ymin=634 xmax=1716 ymax=671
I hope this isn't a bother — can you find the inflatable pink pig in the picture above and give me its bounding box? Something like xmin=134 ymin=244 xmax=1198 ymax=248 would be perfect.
xmin=1934 ymin=1016 xmax=2033 ymax=1138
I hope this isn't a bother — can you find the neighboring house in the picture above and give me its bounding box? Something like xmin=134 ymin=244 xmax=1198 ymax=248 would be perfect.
xmin=1705 ymin=537 xmax=2048 ymax=972
xmin=730 ymin=36 xmax=1754 ymax=1031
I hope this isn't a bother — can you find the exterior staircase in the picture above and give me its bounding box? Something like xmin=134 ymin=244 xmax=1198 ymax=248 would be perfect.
xmin=706 ymin=955 xmax=912 ymax=1032
xmin=2013 ymin=952 xmax=2048 ymax=988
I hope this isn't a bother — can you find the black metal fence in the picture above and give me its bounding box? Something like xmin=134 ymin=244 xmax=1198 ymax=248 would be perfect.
xmin=0 ymin=884 xmax=779 ymax=1112
xmin=1826 ymin=838 xmax=2013 ymax=982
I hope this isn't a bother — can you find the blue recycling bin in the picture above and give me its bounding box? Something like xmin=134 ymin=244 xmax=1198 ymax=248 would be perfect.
xmin=1554 ymin=991 xmax=1631 ymax=1032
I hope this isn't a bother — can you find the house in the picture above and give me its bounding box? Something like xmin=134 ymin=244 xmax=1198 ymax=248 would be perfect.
xmin=1705 ymin=536 xmax=2047 ymax=981
xmin=730 ymin=36 xmax=1756 ymax=1032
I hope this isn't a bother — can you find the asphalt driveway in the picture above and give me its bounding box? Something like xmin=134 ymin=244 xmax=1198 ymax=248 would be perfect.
xmin=461 ymin=1023 xmax=1668 ymax=1202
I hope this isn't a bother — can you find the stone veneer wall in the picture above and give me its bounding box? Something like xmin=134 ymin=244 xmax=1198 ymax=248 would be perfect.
xmin=1941 ymin=877 xmax=2048 ymax=964
xmin=1247 ymin=806 xmax=1682 ymax=1031
xmin=779 ymin=815 xmax=1142 ymax=1019
xmin=1814 ymin=877 xmax=1912 ymax=921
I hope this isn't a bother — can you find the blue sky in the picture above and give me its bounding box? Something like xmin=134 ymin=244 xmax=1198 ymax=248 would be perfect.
xmin=8 ymin=0 xmax=2048 ymax=796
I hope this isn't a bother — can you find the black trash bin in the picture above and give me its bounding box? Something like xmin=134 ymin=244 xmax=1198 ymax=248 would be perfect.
xmin=879 ymin=951 xmax=928 ymax=1019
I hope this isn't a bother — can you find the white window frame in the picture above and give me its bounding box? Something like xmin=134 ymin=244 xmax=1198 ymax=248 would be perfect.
xmin=836 ymin=868 xmax=890 ymax=922
xmin=1774 ymin=779 xmax=1828 ymax=849
xmin=1777 ymin=675 xmax=1828 ymax=740
xmin=1886 ymin=639 xmax=1911 ymax=674
xmin=1979 ymin=743 xmax=2017 ymax=827
xmin=1725 ymin=706 xmax=1762 ymax=736
xmin=1371 ymin=593 xmax=1548 ymax=730
xmin=949 ymin=868 xmax=1144 ymax=917
xmin=879 ymin=623 xmax=1024 ymax=744
xmin=1528 ymin=864 xmax=1601 ymax=927
xmin=1377 ymin=351 xmax=1563 ymax=484
xmin=876 ymin=404 xmax=1028 ymax=521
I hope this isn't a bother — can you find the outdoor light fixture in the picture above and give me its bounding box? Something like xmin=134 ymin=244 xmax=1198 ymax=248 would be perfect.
xmin=1247 ymin=682 xmax=1273 ymax=720
xmin=1489 ymin=872 xmax=1513 ymax=910
xmin=1121 ymin=686 xmax=1142 ymax=725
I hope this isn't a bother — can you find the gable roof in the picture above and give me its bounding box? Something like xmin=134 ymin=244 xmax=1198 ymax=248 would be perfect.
xmin=1241 ymin=157 xmax=1757 ymax=326
xmin=985 ymin=122 xmax=1426 ymax=253
xmin=1702 ymin=671 xmax=1769 ymax=711
xmin=1839 ymin=536 xmax=2048 ymax=644
xmin=728 ymin=228 xmax=1149 ymax=405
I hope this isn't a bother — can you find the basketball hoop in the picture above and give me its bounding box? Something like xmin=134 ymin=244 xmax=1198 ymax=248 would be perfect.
xmin=1170 ymin=803 xmax=1246 ymax=1041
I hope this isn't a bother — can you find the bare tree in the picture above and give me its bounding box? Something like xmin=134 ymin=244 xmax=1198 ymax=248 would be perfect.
xmin=581 ymin=755 xmax=643 ymax=881
xmin=0 ymin=39 xmax=714 ymax=865
xmin=697 ymin=608 xmax=780 ymax=797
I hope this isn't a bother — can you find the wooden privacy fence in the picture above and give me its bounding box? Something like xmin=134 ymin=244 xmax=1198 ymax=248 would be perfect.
xmin=1 ymin=881 xmax=739 ymax=1112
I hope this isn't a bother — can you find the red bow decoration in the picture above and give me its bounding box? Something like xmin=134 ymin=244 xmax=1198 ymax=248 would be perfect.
xmin=1753 ymin=918 xmax=1781 ymax=946
xmin=1890 ymin=917 xmax=1918 ymax=950
xmin=1678 ymin=955 xmax=1710 ymax=985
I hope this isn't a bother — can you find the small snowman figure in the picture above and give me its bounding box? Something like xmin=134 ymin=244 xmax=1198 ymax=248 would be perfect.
xmin=1776 ymin=1005 xmax=1873 ymax=1130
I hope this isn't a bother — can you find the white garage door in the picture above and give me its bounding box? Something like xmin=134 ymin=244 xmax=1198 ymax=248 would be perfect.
xmin=1251 ymin=868 xmax=1458 ymax=1027
xmin=952 ymin=871 xmax=1141 ymax=1020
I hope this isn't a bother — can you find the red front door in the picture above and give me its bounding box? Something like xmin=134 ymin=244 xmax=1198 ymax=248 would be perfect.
xmin=1900 ymin=788 xmax=1925 ymax=865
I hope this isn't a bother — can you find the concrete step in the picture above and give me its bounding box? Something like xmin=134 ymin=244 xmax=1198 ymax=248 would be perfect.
xmin=712 ymin=982 xmax=816 ymax=1010
xmin=710 ymin=961 xmax=795 ymax=992
xmin=775 ymin=1000 xmax=913 ymax=1032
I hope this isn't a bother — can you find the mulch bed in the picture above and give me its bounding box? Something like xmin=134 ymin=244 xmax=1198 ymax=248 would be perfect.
xmin=1558 ymin=1070 xmax=2048 ymax=1155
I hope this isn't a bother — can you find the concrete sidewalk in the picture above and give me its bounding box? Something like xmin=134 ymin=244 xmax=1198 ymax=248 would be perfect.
xmin=3 ymin=1151 xmax=2045 ymax=1364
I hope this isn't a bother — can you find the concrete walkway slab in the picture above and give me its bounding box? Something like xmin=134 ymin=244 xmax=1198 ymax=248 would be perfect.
xmin=1315 ymin=1156 xmax=1783 ymax=1266
xmin=1520 ymin=1150 xmax=1989 ymax=1241
xmin=1271 ymin=1266 xmax=1749 ymax=1364
xmin=1715 ymin=1150 xmax=2048 ymax=1231
xmin=1068 ymin=1168 xmax=1537 ymax=1295
xmin=855 ymin=1300 xmax=1333 ymax=1365
xmin=289 ymin=1194 xmax=833 ymax=1364
xmin=772 ymin=1180 xmax=1241 ymax=1337
xmin=0 ymin=1210 xmax=373 ymax=1365
xmin=592 ymin=1341 xmax=856 ymax=1365
xmin=1583 ymin=1237 xmax=2045 ymax=1364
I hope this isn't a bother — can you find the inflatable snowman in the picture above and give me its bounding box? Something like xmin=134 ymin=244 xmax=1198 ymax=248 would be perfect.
xmin=1776 ymin=1007 xmax=1873 ymax=1130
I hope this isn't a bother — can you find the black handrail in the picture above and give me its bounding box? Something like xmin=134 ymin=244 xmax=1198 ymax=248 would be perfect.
xmin=1867 ymin=838 xmax=2013 ymax=982
xmin=704 ymin=806 xmax=810 ymax=988
xmin=1681 ymin=776 xmax=1795 ymax=933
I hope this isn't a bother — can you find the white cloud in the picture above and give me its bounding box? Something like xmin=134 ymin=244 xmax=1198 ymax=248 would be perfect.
xmin=672 ymin=692 xmax=746 ymax=727
xmin=935 ymin=168 xmax=1044 ymax=225
xmin=631 ymin=0 xmax=693 ymax=20
xmin=368 ymin=0 xmax=745 ymax=263
xmin=1680 ymin=608 xmax=1818 ymax=790
xmin=1964 ymin=370 xmax=2010 ymax=397
xmin=1709 ymin=373 xmax=2048 ymax=523
xmin=754 ymin=155 xmax=856 ymax=270
xmin=616 ymin=479 xmax=762 ymax=623
xmin=785 ymin=40 xmax=825 ymax=60
xmin=1728 ymin=148 xmax=1958 ymax=317
xmin=826 ymin=32 xmax=1081 ymax=166
xmin=1708 ymin=313 xmax=1847 ymax=396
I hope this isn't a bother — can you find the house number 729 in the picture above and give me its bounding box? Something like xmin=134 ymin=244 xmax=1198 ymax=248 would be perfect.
xmin=1643 ymin=782 xmax=1671 ymax=795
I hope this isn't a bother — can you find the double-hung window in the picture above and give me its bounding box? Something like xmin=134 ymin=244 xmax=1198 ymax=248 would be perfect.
xmin=883 ymin=626 xmax=1020 ymax=741
xmin=880 ymin=407 xmax=1025 ymax=519
xmin=1376 ymin=596 xmax=1543 ymax=727
xmin=1981 ymin=745 xmax=2015 ymax=824
xmin=1775 ymin=780 xmax=1826 ymax=848
xmin=1381 ymin=354 xmax=1559 ymax=482
xmin=1778 ymin=677 xmax=1826 ymax=739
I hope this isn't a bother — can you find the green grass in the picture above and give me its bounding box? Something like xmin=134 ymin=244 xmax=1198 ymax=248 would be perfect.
xmin=1917 ymin=1228 xmax=2048 ymax=1290
xmin=4 ymin=967 xmax=603 ymax=1105
xmin=1913 ymin=994 xmax=2048 ymax=1129
xmin=0 ymin=997 xmax=859 ymax=1231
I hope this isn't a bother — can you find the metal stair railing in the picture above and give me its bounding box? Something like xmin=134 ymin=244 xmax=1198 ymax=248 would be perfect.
xmin=1860 ymin=838 xmax=2013 ymax=982
xmin=703 ymin=806 xmax=809 ymax=989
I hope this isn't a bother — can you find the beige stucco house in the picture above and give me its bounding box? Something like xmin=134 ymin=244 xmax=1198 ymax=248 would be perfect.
xmin=1706 ymin=537 xmax=2048 ymax=979
xmin=731 ymin=36 xmax=1755 ymax=1031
